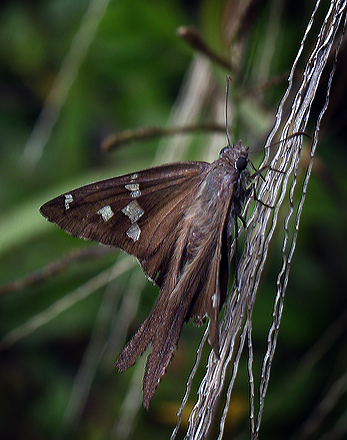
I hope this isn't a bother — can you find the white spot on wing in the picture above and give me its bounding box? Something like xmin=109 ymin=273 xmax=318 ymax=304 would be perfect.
xmin=64 ymin=194 xmax=73 ymax=210
xmin=130 ymin=173 xmax=138 ymax=180
xmin=126 ymin=223 xmax=141 ymax=241
xmin=130 ymin=190 xmax=141 ymax=198
xmin=97 ymin=205 xmax=114 ymax=222
xmin=121 ymin=200 xmax=144 ymax=223
xmin=125 ymin=183 xmax=139 ymax=191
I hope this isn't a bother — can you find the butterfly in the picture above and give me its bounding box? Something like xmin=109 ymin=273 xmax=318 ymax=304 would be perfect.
xmin=40 ymin=137 xmax=253 ymax=409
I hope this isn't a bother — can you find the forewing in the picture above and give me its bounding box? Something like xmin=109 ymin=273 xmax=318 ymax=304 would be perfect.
xmin=40 ymin=162 xmax=208 ymax=283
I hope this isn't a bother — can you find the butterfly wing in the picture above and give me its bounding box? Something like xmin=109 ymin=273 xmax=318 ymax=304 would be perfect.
xmin=41 ymin=153 xmax=246 ymax=409
xmin=116 ymin=164 xmax=239 ymax=408
xmin=140 ymin=221 xmax=228 ymax=409
xmin=40 ymin=162 xmax=209 ymax=284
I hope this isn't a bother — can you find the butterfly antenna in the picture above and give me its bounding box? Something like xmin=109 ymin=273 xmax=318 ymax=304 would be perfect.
xmin=225 ymin=76 xmax=232 ymax=147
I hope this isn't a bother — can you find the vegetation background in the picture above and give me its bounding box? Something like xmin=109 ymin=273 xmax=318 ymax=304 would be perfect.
xmin=0 ymin=0 xmax=346 ymax=439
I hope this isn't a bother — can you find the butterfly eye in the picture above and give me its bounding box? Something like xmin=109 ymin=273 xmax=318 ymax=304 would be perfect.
xmin=236 ymin=156 xmax=247 ymax=171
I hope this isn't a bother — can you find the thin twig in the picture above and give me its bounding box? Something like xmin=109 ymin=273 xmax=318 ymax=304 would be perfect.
xmin=177 ymin=26 xmax=232 ymax=71
xmin=0 ymin=246 xmax=114 ymax=296
xmin=101 ymin=123 xmax=225 ymax=152
xmin=0 ymin=257 xmax=134 ymax=350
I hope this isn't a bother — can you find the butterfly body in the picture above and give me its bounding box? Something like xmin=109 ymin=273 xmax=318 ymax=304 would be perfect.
xmin=40 ymin=140 xmax=251 ymax=408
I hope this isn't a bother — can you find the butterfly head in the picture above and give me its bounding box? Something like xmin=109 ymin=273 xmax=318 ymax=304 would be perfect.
xmin=219 ymin=140 xmax=249 ymax=173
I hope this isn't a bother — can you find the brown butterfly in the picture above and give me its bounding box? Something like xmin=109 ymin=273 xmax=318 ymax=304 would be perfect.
xmin=40 ymin=136 xmax=253 ymax=408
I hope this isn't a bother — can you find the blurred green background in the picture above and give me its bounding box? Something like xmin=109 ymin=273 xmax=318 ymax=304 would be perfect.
xmin=0 ymin=0 xmax=346 ymax=439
